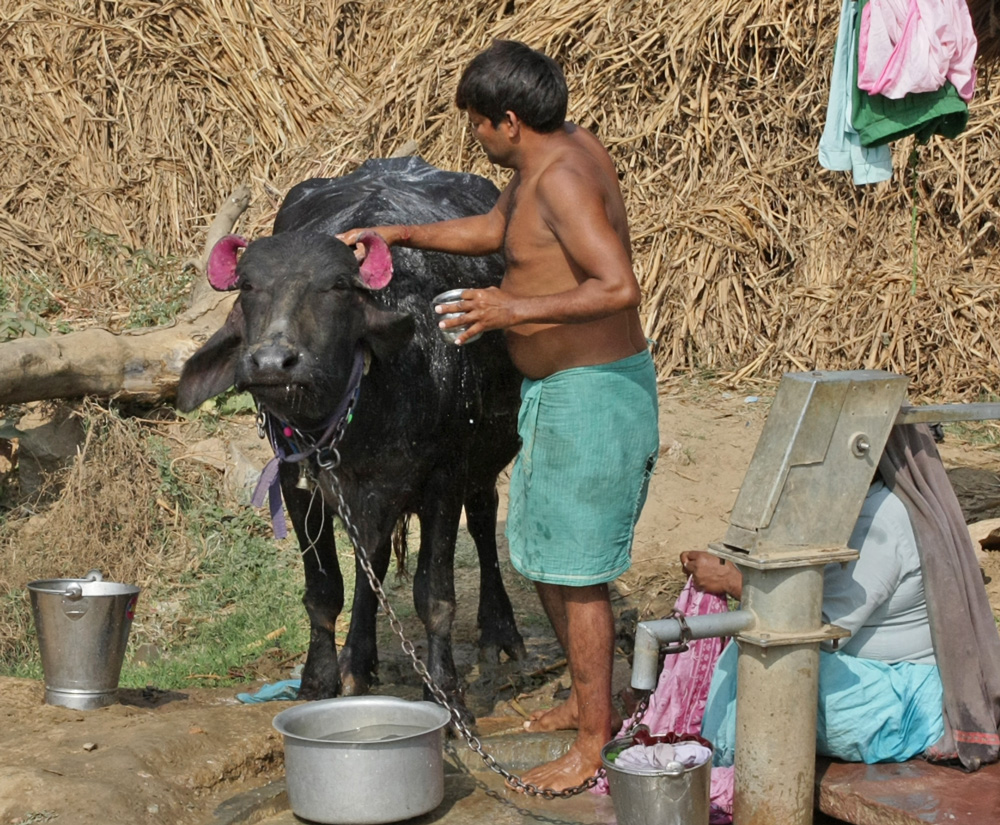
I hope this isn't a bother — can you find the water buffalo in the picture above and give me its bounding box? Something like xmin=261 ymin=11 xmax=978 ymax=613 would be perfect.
xmin=176 ymin=157 xmax=525 ymax=720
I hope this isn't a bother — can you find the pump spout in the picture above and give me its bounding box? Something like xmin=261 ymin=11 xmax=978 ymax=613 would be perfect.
xmin=630 ymin=609 xmax=754 ymax=690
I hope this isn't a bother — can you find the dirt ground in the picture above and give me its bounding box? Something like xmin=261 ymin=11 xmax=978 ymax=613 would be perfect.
xmin=3 ymin=385 xmax=1000 ymax=825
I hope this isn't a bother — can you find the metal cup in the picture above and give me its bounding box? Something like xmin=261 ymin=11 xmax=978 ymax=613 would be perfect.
xmin=431 ymin=289 xmax=482 ymax=344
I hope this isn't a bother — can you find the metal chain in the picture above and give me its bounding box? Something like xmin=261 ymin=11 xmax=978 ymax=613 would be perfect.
xmin=324 ymin=469 xmax=601 ymax=799
xmin=626 ymin=692 xmax=651 ymax=733
xmin=658 ymin=607 xmax=693 ymax=655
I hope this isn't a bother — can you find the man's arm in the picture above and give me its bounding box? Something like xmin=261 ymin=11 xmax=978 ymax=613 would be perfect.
xmin=336 ymin=181 xmax=513 ymax=256
xmin=436 ymin=164 xmax=640 ymax=335
xmin=524 ymin=162 xmax=641 ymax=321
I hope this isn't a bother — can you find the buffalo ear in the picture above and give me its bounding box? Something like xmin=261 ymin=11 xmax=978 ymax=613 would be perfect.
xmin=361 ymin=304 xmax=415 ymax=360
xmin=355 ymin=232 xmax=393 ymax=289
xmin=207 ymin=235 xmax=248 ymax=290
xmin=176 ymin=303 xmax=246 ymax=411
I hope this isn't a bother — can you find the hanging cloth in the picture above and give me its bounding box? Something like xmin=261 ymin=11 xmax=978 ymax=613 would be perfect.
xmin=858 ymin=0 xmax=978 ymax=101
xmin=819 ymin=0 xmax=894 ymax=184
xmin=852 ymin=0 xmax=969 ymax=146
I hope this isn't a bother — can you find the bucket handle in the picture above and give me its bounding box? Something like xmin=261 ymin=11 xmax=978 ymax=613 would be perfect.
xmin=64 ymin=570 xmax=103 ymax=601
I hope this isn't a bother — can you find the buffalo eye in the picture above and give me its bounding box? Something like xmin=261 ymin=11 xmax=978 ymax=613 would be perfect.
xmin=238 ymin=279 xmax=253 ymax=292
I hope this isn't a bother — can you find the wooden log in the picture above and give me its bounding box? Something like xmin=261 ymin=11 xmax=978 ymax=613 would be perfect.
xmin=0 ymin=294 xmax=236 ymax=405
xmin=0 ymin=187 xmax=248 ymax=406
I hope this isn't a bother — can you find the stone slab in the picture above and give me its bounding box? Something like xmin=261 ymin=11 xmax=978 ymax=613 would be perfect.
xmin=816 ymin=757 xmax=1000 ymax=825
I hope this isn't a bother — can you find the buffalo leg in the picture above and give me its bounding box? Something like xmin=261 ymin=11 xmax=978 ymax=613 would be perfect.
xmin=464 ymin=479 xmax=526 ymax=664
xmin=338 ymin=498 xmax=398 ymax=697
xmin=414 ymin=472 xmax=472 ymax=723
xmin=279 ymin=462 xmax=343 ymax=700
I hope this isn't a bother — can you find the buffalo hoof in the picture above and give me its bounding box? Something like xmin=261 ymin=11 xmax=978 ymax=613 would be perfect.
xmin=340 ymin=671 xmax=372 ymax=697
xmin=297 ymin=674 xmax=340 ymax=701
xmin=478 ymin=637 xmax=527 ymax=665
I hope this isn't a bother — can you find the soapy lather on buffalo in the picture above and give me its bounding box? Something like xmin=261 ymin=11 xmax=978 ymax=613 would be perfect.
xmin=176 ymin=157 xmax=526 ymax=722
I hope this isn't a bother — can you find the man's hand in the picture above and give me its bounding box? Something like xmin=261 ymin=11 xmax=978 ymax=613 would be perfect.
xmin=335 ymin=225 xmax=412 ymax=260
xmin=434 ymin=286 xmax=519 ymax=345
xmin=680 ymin=550 xmax=743 ymax=600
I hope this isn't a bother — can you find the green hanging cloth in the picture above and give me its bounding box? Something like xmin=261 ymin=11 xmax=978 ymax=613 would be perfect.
xmin=851 ymin=0 xmax=969 ymax=147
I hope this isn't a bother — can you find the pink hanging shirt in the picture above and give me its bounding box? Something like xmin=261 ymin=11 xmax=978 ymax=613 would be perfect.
xmin=858 ymin=0 xmax=977 ymax=101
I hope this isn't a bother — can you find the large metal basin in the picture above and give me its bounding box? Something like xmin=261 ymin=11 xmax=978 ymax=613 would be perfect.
xmin=272 ymin=695 xmax=451 ymax=824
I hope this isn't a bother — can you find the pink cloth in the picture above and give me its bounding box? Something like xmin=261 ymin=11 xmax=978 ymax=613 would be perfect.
xmin=858 ymin=0 xmax=977 ymax=102
xmin=594 ymin=578 xmax=733 ymax=822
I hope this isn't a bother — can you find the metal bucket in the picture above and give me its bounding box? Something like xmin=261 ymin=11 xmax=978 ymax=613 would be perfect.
xmin=601 ymin=735 xmax=713 ymax=825
xmin=28 ymin=570 xmax=140 ymax=710
xmin=273 ymin=695 xmax=451 ymax=825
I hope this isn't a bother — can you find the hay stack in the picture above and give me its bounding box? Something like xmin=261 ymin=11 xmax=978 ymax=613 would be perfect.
xmin=1 ymin=0 xmax=998 ymax=399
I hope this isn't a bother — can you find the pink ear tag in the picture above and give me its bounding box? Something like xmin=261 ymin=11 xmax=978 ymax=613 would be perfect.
xmin=357 ymin=232 xmax=393 ymax=290
xmin=207 ymin=234 xmax=248 ymax=290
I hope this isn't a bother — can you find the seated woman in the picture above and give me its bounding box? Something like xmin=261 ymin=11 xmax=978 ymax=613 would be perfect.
xmin=681 ymin=474 xmax=945 ymax=766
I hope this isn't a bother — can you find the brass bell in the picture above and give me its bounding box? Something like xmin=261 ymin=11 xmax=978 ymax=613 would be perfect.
xmin=295 ymin=465 xmax=314 ymax=491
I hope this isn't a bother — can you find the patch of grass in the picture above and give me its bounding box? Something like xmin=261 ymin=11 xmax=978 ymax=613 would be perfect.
xmin=939 ymin=392 xmax=1000 ymax=449
xmin=0 ymin=401 xmax=530 ymax=695
xmin=0 ymin=273 xmax=58 ymax=341
xmin=120 ymin=434 xmax=310 ymax=689
xmin=0 ymin=403 xmax=313 ymax=690
xmin=944 ymin=419 xmax=1000 ymax=450
xmin=11 ymin=813 xmax=58 ymax=825
xmin=182 ymin=389 xmax=258 ymax=436
xmin=81 ymin=230 xmax=191 ymax=329
xmin=124 ymin=519 xmax=310 ymax=689
xmin=1 ymin=231 xmax=190 ymax=335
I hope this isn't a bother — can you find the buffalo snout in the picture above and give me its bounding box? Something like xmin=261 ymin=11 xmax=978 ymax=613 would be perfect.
xmin=249 ymin=341 xmax=301 ymax=375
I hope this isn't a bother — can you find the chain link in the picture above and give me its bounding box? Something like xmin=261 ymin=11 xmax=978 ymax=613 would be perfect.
xmin=325 ymin=469 xmax=603 ymax=798
xmin=626 ymin=693 xmax=651 ymax=733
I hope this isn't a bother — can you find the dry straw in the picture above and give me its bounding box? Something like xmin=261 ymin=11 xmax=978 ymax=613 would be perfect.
xmin=1 ymin=0 xmax=998 ymax=399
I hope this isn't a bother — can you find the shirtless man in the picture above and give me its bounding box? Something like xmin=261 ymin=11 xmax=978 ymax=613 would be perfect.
xmin=338 ymin=40 xmax=659 ymax=792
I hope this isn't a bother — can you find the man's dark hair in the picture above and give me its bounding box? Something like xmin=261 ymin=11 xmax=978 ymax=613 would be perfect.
xmin=455 ymin=40 xmax=568 ymax=133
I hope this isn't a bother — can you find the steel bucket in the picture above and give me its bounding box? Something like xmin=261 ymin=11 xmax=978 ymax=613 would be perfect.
xmin=601 ymin=734 xmax=713 ymax=825
xmin=28 ymin=570 xmax=140 ymax=710
xmin=273 ymin=695 xmax=450 ymax=825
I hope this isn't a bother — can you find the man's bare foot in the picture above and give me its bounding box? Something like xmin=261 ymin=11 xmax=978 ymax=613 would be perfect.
xmin=511 ymin=742 xmax=603 ymax=793
xmin=522 ymin=695 xmax=620 ymax=733
xmin=523 ymin=697 xmax=578 ymax=732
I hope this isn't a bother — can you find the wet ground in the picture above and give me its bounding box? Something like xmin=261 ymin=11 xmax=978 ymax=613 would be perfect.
xmin=208 ymin=726 xmax=1000 ymax=825
xmin=7 ymin=392 xmax=1000 ymax=825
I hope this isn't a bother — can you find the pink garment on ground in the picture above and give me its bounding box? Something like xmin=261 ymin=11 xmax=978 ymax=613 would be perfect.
xmin=858 ymin=0 xmax=977 ymax=101
xmin=593 ymin=578 xmax=733 ymax=823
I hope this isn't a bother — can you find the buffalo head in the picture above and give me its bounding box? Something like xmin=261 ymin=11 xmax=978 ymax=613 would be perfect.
xmin=176 ymin=230 xmax=415 ymax=423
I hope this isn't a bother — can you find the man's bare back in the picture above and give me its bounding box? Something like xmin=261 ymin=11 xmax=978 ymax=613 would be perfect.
xmin=498 ymin=123 xmax=647 ymax=379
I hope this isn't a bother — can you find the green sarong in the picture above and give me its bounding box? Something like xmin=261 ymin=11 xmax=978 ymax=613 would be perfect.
xmin=506 ymin=349 xmax=659 ymax=586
